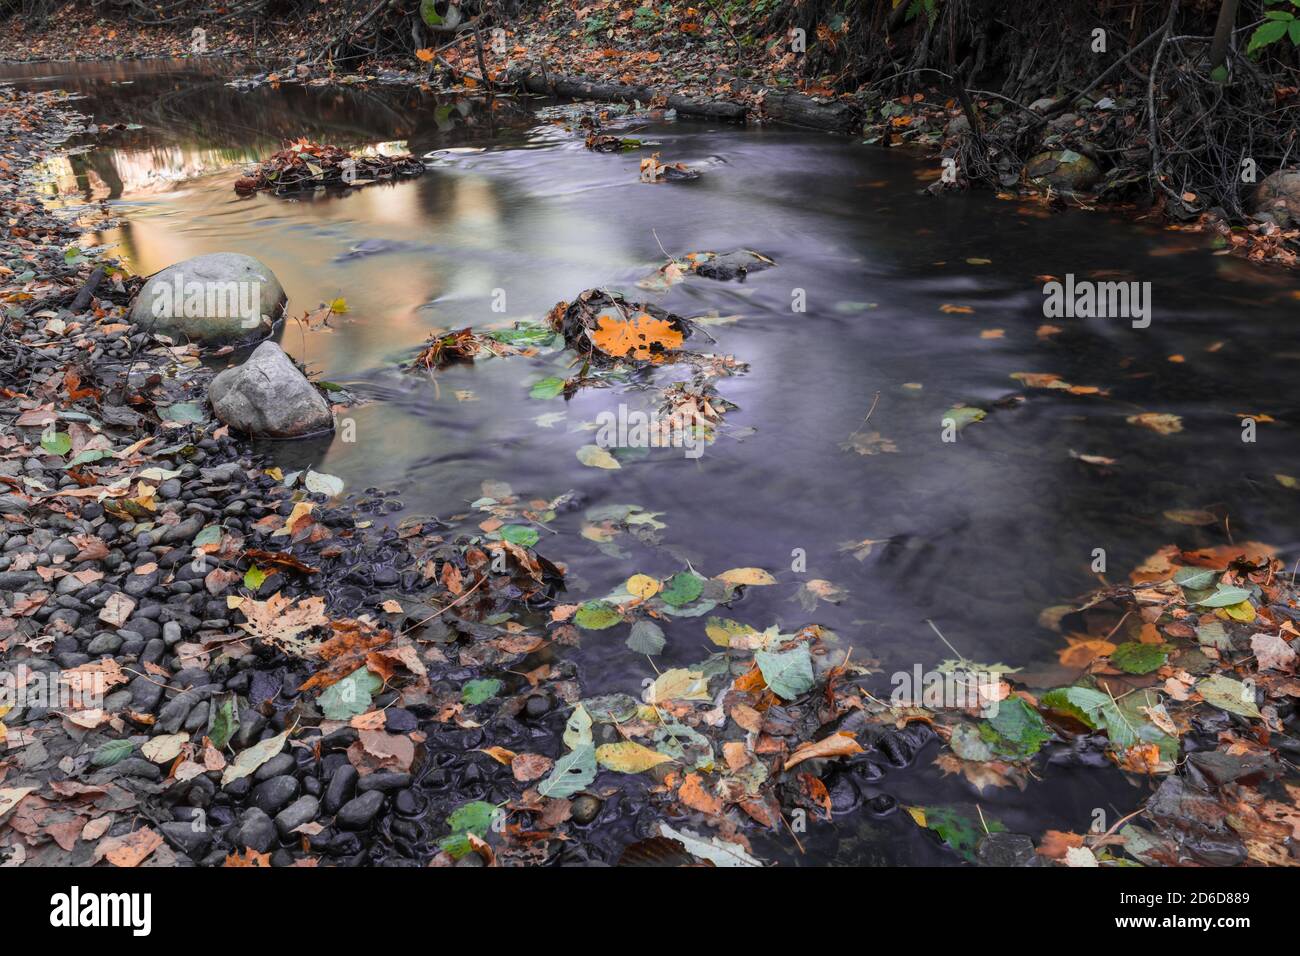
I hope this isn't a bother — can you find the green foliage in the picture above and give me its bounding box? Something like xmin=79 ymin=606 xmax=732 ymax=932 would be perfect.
xmin=1250 ymin=0 xmax=1300 ymax=54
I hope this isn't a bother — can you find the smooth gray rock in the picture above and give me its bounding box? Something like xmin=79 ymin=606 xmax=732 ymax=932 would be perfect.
xmin=130 ymin=253 xmax=284 ymax=347
xmin=208 ymin=342 xmax=333 ymax=438
xmin=274 ymin=795 xmax=320 ymax=837
xmin=1251 ymin=169 xmax=1300 ymax=226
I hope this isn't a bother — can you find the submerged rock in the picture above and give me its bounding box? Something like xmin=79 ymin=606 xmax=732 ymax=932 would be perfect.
xmin=208 ymin=341 xmax=334 ymax=438
xmin=1250 ymin=169 xmax=1300 ymax=227
xmin=1025 ymin=149 xmax=1101 ymax=192
xmin=130 ymin=252 xmax=285 ymax=347
xmin=687 ymin=250 xmax=775 ymax=281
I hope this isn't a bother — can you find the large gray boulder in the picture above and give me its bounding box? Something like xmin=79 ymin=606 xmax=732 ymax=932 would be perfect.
xmin=131 ymin=252 xmax=285 ymax=347
xmin=1251 ymin=169 xmax=1300 ymax=227
xmin=208 ymin=342 xmax=333 ymax=438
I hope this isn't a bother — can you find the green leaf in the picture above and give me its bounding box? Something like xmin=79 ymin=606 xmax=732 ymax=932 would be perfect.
xmin=1173 ymin=567 xmax=1217 ymax=590
xmin=529 ymin=376 xmax=565 ymax=399
xmin=1196 ymin=674 xmax=1261 ymax=718
xmin=41 ymin=431 xmax=71 ymax=456
xmin=1109 ymin=642 xmax=1169 ymax=675
xmin=192 ymin=525 xmax=222 ymax=547
xmin=243 ymin=566 xmax=267 ymax=590
xmin=658 ymin=572 xmax=703 ymax=608
xmin=65 ymin=449 xmax=109 ymax=468
xmin=626 ymin=619 xmax=666 ymax=655
xmin=984 ymin=697 xmax=1051 ymax=758
xmin=755 ymin=644 xmax=815 ymax=700
xmin=318 ymin=666 xmax=382 ymax=720
xmin=159 ymin=402 xmax=205 ymax=423
xmin=911 ymin=805 xmax=1005 ymax=863
xmin=1196 ymin=585 xmax=1252 ymax=608
xmin=1248 ymin=19 xmax=1288 ymax=53
xmin=574 ymin=600 xmax=622 ymax=630
xmin=943 ymin=406 xmax=985 ymax=431
xmin=461 ymin=678 xmax=502 ymax=706
xmin=499 ymin=524 xmax=539 ymax=548
xmin=91 ymin=739 xmax=135 ymax=767
xmin=1040 ymin=685 xmax=1110 ymax=729
xmin=446 ymin=800 xmax=496 ymax=836
xmin=208 ymin=698 xmax=238 ymax=750
xmin=536 ymin=745 xmax=596 ymax=798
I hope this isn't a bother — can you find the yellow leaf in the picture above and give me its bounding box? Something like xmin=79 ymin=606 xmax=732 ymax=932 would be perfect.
xmin=649 ymin=668 xmax=711 ymax=703
xmin=717 ymin=567 xmax=776 ymax=587
xmin=476 ymin=746 xmax=516 ymax=765
xmin=626 ymin=574 xmax=661 ymax=599
xmin=596 ymin=742 xmax=672 ymax=773
xmin=576 ymin=445 xmax=620 ymax=469
xmin=705 ymin=617 xmax=755 ymax=648
xmin=1127 ymin=412 xmax=1183 ymax=435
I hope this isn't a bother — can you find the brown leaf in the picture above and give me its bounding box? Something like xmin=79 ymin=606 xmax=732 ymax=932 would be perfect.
xmin=782 ymin=732 xmax=864 ymax=771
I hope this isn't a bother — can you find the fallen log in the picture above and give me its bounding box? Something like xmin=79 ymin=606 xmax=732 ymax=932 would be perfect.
xmin=501 ymin=67 xmax=860 ymax=133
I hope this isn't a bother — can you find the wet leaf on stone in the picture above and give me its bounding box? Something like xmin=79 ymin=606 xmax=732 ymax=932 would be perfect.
xmin=91 ymin=739 xmax=135 ymax=767
xmin=462 ymin=678 xmax=502 ymax=705
xmin=536 ymin=745 xmax=597 ymax=799
xmin=318 ymin=666 xmax=382 ymax=720
xmin=1109 ymin=642 xmax=1169 ymax=675
xmin=596 ymin=741 xmax=672 ymax=773
xmin=1196 ymin=674 xmax=1261 ymax=718
xmin=755 ymin=644 xmax=814 ymax=700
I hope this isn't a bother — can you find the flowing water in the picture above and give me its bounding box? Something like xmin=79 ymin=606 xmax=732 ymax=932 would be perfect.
xmin=9 ymin=57 xmax=1300 ymax=865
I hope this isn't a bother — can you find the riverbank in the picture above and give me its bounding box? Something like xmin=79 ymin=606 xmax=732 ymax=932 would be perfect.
xmin=0 ymin=85 xmax=601 ymax=867
xmin=7 ymin=1 xmax=1294 ymax=267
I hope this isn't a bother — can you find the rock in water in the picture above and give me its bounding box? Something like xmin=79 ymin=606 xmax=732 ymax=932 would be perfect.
xmin=130 ymin=252 xmax=285 ymax=347
xmin=1025 ymin=150 xmax=1101 ymax=192
xmin=1251 ymin=169 xmax=1300 ymax=227
xmin=209 ymin=342 xmax=334 ymax=438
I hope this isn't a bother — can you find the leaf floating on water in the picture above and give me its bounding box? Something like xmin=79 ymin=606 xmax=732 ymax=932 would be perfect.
xmin=574 ymin=600 xmax=622 ymax=630
xmin=1163 ymin=509 xmax=1216 ymax=526
xmin=576 ymin=444 xmax=621 ymax=469
xmin=943 ymin=406 xmax=985 ymax=431
xmin=1127 ymin=412 xmax=1183 ymax=435
xmin=625 ymin=574 xmax=661 ymax=599
xmin=626 ymin=619 xmax=666 ymax=656
xmin=716 ymin=567 xmax=776 ymax=587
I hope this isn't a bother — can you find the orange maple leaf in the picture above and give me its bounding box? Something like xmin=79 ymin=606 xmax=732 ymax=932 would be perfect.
xmin=589 ymin=312 xmax=683 ymax=361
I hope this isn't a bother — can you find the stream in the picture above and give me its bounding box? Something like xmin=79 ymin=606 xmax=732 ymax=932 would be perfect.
xmin=7 ymin=56 xmax=1300 ymax=865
